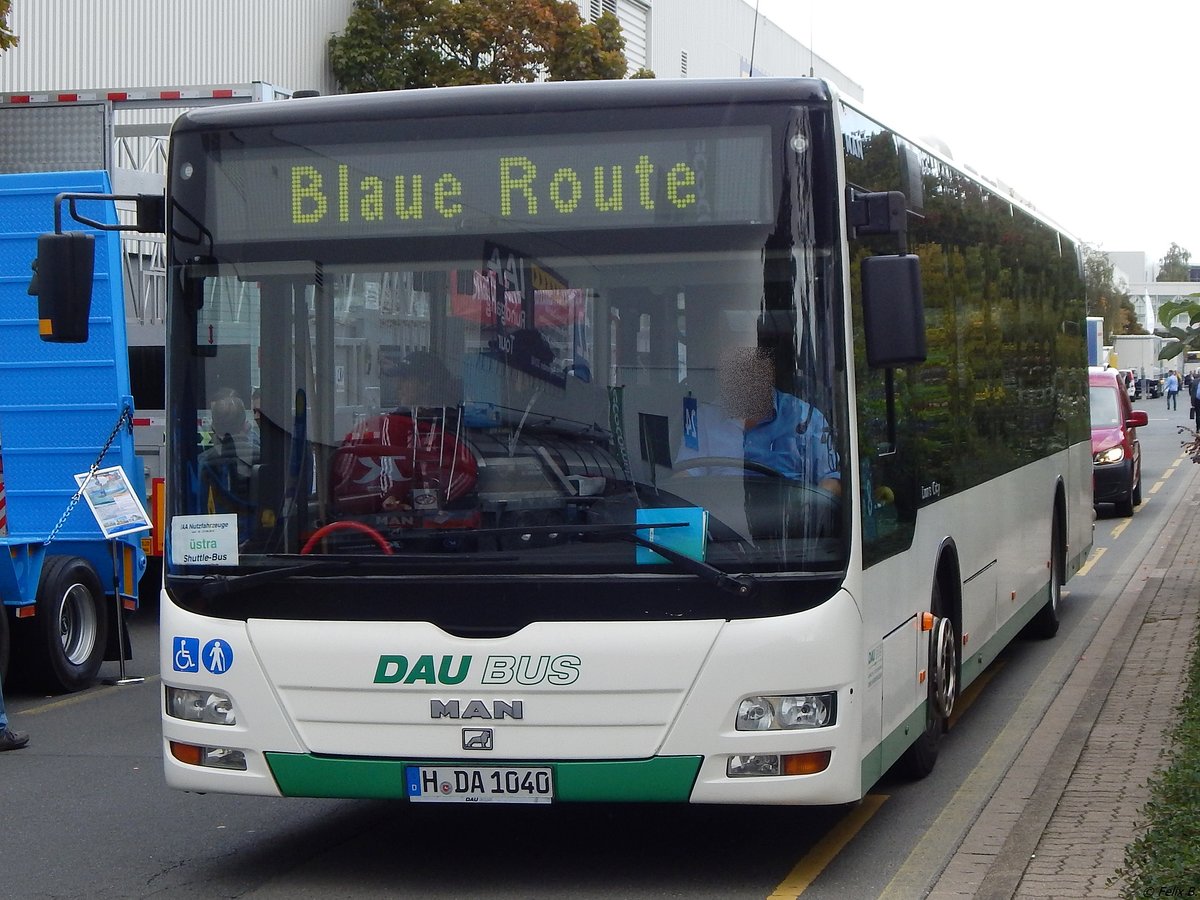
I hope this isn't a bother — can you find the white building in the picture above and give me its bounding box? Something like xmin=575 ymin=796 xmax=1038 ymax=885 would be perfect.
xmin=0 ymin=0 xmax=861 ymax=101
xmin=1107 ymin=250 xmax=1200 ymax=334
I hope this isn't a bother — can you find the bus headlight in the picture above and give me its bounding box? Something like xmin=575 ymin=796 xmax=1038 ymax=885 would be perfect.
xmin=166 ymin=687 xmax=237 ymax=725
xmin=1094 ymin=446 xmax=1125 ymax=465
xmin=735 ymin=693 xmax=836 ymax=731
xmin=727 ymin=751 xmax=832 ymax=777
xmin=169 ymin=741 xmax=248 ymax=770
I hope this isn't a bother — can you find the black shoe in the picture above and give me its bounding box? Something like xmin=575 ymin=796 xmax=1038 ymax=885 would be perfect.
xmin=0 ymin=728 xmax=29 ymax=751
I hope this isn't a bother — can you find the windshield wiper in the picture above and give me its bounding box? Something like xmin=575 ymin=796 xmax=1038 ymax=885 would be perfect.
xmin=446 ymin=522 xmax=755 ymax=596
xmin=188 ymin=561 xmax=352 ymax=600
xmin=621 ymin=529 xmax=755 ymax=596
xmin=183 ymin=524 xmax=754 ymax=598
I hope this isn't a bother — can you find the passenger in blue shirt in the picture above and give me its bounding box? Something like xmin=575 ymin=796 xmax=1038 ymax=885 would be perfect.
xmin=677 ymin=346 xmax=840 ymax=495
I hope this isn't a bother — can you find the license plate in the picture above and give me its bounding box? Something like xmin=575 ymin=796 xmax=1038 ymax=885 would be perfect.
xmin=405 ymin=765 xmax=554 ymax=804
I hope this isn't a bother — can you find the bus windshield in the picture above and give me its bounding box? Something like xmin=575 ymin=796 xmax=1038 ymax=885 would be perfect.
xmin=164 ymin=96 xmax=849 ymax=598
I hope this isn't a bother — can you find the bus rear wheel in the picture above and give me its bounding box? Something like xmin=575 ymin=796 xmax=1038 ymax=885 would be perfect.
xmin=898 ymin=581 xmax=957 ymax=779
xmin=14 ymin=556 xmax=109 ymax=693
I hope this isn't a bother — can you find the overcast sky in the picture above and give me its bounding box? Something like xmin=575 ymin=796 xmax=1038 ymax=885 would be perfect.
xmin=753 ymin=0 xmax=1198 ymax=270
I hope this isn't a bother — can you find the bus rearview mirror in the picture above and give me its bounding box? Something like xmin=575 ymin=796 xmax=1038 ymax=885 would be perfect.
xmin=861 ymin=254 xmax=926 ymax=368
xmin=28 ymin=231 xmax=96 ymax=343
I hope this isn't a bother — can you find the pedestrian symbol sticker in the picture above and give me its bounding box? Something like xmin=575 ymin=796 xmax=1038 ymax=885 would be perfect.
xmin=203 ymin=639 xmax=233 ymax=674
xmin=173 ymin=637 xmax=200 ymax=673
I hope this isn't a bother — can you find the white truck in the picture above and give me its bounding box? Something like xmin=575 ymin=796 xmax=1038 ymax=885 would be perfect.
xmin=1112 ymin=333 xmax=1171 ymax=399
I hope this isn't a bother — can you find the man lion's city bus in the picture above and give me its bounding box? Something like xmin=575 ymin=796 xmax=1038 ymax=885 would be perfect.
xmin=152 ymin=78 xmax=1090 ymax=804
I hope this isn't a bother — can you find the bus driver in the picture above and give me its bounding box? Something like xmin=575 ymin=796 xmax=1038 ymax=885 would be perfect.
xmin=676 ymin=346 xmax=840 ymax=495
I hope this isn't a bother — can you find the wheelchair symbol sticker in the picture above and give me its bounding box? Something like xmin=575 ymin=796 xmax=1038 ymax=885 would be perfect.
xmin=203 ymin=639 xmax=233 ymax=674
xmin=173 ymin=637 xmax=200 ymax=673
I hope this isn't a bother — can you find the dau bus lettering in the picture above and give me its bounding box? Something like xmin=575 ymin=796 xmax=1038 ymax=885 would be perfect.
xmin=373 ymin=653 xmax=581 ymax=686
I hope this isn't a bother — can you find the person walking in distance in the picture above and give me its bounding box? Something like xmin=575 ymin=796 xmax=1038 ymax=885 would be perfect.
xmin=1165 ymin=370 xmax=1180 ymax=410
xmin=0 ymin=668 xmax=30 ymax=751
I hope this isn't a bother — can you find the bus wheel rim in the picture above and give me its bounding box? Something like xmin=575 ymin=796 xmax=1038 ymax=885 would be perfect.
xmin=931 ymin=617 xmax=957 ymax=719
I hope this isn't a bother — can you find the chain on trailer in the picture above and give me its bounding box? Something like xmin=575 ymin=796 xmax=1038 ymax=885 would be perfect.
xmin=43 ymin=404 xmax=134 ymax=547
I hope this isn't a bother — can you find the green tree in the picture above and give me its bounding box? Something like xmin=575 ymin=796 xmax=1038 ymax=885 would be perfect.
xmin=328 ymin=0 xmax=629 ymax=93
xmin=545 ymin=5 xmax=626 ymax=82
xmin=1 ymin=0 xmax=18 ymax=52
xmin=327 ymin=0 xmax=453 ymax=92
xmin=1157 ymin=242 xmax=1191 ymax=281
xmin=1084 ymin=245 xmax=1140 ymax=338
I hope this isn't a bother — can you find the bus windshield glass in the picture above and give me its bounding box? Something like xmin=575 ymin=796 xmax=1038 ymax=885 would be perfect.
xmin=164 ymin=98 xmax=849 ymax=591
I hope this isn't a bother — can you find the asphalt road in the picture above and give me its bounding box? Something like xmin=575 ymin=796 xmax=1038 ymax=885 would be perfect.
xmin=0 ymin=396 xmax=1189 ymax=899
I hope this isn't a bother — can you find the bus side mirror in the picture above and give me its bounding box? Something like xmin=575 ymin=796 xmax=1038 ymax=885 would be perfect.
xmin=861 ymin=254 xmax=926 ymax=368
xmin=28 ymin=231 xmax=96 ymax=343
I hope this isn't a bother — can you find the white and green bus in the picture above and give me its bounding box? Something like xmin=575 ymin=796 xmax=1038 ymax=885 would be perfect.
xmin=149 ymin=78 xmax=1090 ymax=804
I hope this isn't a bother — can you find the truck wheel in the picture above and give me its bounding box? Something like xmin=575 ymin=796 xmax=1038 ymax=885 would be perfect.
xmin=16 ymin=556 xmax=109 ymax=693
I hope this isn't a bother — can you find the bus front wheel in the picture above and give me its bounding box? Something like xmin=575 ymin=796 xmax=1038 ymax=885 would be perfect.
xmin=898 ymin=580 xmax=957 ymax=779
xmin=1026 ymin=509 xmax=1064 ymax=639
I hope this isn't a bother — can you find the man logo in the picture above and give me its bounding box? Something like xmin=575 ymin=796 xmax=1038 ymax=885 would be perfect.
xmin=463 ymin=728 xmax=494 ymax=751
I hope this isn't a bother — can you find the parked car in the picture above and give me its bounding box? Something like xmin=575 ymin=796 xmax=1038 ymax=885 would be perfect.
xmin=1090 ymin=367 xmax=1148 ymax=516
xmin=1136 ymin=375 xmax=1162 ymax=399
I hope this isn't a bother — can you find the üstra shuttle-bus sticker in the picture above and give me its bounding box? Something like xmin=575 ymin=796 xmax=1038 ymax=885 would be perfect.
xmin=170 ymin=514 xmax=239 ymax=566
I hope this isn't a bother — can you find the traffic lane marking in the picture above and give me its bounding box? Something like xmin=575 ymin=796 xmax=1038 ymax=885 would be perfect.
xmin=768 ymin=793 xmax=888 ymax=897
xmin=20 ymin=674 xmax=160 ymax=715
xmin=1077 ymin=547 xmax=1105 ymax=577
xmin=1151 ymin=454 xmax=1185 ymax=496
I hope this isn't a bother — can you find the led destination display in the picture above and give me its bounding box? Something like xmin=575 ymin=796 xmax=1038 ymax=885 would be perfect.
xmin=202 ymin=126 xmax=774 ymax=241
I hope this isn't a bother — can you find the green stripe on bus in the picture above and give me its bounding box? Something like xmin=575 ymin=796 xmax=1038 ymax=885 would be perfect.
xmin=264 ymin=753 xmax=703 ymax=802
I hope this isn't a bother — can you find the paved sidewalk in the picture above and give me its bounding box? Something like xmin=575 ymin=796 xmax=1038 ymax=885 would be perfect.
xmin=928 ymin=459 xmax=1200 ymax=899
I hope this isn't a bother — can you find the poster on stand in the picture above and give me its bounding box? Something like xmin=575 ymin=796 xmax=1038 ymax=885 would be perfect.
xmin=73 ymin=465 xmax=152 ymax=539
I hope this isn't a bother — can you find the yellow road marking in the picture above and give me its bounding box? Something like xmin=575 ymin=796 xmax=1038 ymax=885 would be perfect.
xmin=1110 ymin=518 xmax=1132 ymax=539
xmin=1077 ymin=547 xmax=1105 ymax=577
xmin=768 ymin=793 xmax=888 ymax=897
xmin=1151 ymin=458 xmax=1184 ymax=495
xmin=22 ymin=674 xmax=159 ymax=716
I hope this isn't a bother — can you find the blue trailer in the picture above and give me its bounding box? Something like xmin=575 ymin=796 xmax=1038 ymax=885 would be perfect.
xmin=0 ymin=169 xmax=145 ymax=692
